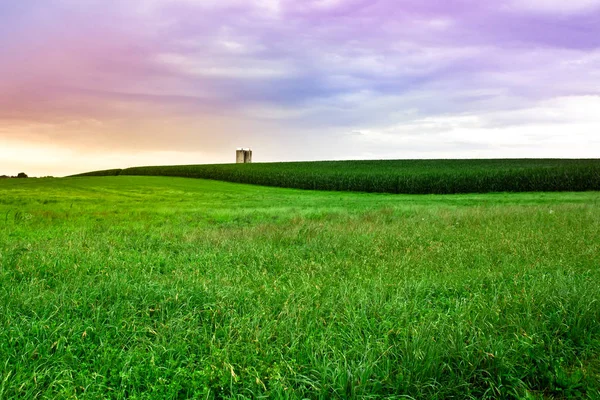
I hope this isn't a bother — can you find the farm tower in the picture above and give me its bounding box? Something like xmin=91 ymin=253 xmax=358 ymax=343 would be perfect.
xmin=236 ymin=148 xmax=252 ymax=163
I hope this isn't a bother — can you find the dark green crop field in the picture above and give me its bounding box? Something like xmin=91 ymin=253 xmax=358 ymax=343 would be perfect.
xmin=73 ymin=159 xmax=600 ymax=194
xmin=1 ymin=176 xmax=599 ymax=398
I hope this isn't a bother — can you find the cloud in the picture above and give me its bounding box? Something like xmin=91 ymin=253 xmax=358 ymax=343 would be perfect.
xmin=508 ymin=0 xmax=600 ymax=14
xmin=156 ymin=53 xmax=298 ymax=80
xmin=0 ymin=0 xmax=599 ymax=175
xmin=345 ymin=95 xmax=600 ymax=157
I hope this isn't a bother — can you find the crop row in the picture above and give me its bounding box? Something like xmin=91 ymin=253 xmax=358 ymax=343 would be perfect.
xmin=73 ymin=159 xmax=600 ymax=194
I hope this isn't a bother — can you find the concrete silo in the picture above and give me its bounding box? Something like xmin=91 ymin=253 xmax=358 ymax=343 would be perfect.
xmin=236 ymin=148 xmax=252 ymax=163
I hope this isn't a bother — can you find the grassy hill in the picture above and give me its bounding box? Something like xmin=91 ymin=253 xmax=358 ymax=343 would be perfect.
xmin=72 ymin=158 xmax=600 ymax=194
xmin=1 ymin=176 xmax=599 ymax=398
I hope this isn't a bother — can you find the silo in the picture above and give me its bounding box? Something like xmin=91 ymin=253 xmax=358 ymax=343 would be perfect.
xmin=236 ymin=149 xmax=246 ymax=163
xmin=236 ymin=148 xmax=252 ymax=163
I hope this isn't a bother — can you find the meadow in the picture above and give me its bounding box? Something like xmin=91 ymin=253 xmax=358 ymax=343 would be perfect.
xmin=1 ymin=176 xmax=599 ymax=399
xmin=74 ymin=159 xmax=600 ymax=194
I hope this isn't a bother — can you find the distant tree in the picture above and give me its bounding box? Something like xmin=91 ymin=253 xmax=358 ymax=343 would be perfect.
xmin=17 ymin=172 xmax=28 ymax=178
xmin=0 ymin=175 xmax=8 ymax=179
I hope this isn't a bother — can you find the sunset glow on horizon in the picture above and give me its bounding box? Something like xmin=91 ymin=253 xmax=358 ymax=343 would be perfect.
xmin=1 ymin=0 xmax=599 ymax=176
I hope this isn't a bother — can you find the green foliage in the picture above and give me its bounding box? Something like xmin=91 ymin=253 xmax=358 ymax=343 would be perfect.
xmin=73 ymin=159 xmax=600 ymax=194
xmin=75 ymin=168 xmax=123 ymax=177
xmin=1 ymin=176 xmax=599 ymax=398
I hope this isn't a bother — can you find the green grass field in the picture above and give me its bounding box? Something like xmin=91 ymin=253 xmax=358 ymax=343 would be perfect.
xmin=1 ymin=176 xmax=599 ymax=398
xmin=73 ymin=159 xmax=600 ymax=195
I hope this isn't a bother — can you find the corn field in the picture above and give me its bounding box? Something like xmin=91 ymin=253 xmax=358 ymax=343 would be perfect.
xmin=73 ymin=159 xmax=600 ymax=194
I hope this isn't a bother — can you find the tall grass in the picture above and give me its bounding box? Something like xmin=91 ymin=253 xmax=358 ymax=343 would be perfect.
xmin=1 ymin=177 xmax=599 ymax=398
xmin=73 ymin=159 xmax=600 ymax=194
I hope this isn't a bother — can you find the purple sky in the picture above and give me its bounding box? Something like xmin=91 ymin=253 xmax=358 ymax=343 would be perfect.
xmin=1 ymin=0 xmax=599 ymax=176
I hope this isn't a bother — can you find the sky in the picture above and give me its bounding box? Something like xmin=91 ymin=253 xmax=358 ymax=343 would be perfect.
xmin=1 ymin=0 xmax=599 ymax=176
